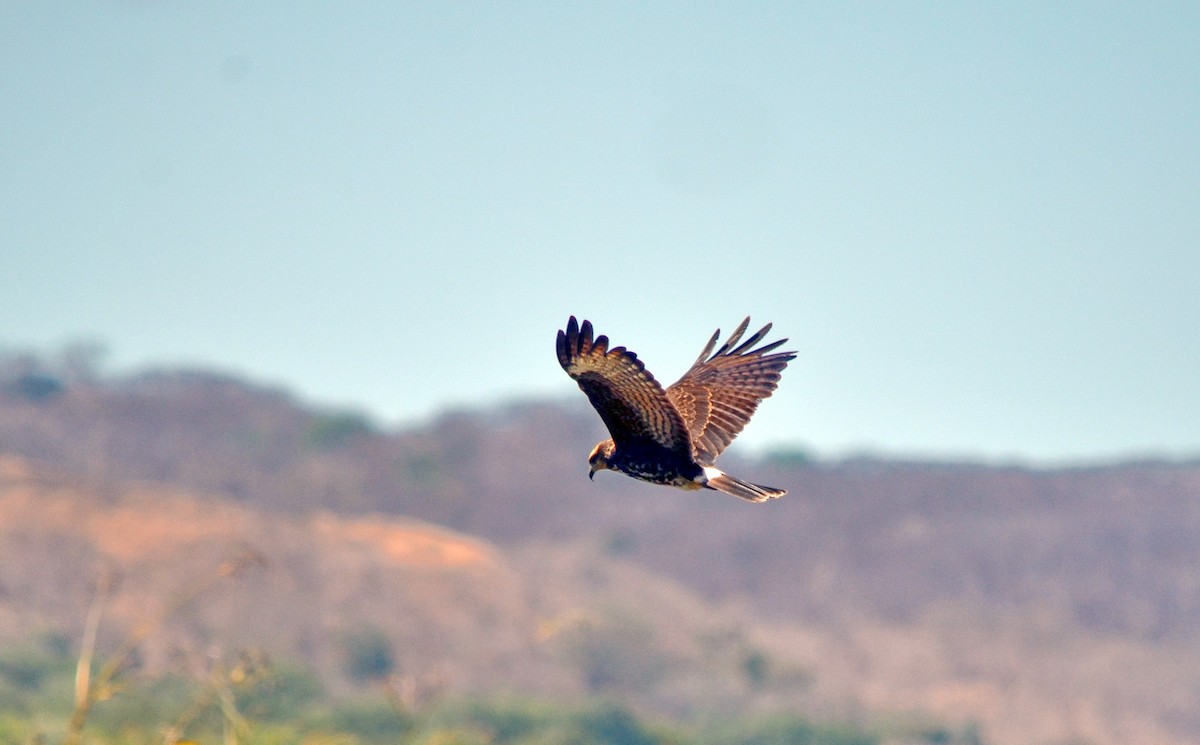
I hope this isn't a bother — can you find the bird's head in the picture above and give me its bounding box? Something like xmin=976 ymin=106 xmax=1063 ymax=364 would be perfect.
xmin=587 ymin=440 xmax=616 ymax=480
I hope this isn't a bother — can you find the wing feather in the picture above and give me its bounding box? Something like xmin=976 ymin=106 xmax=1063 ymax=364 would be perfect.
xmin=666 ymin=318 xmax=796 ymax=464
xmin=557 ymin=317 xmax=692 ymax=454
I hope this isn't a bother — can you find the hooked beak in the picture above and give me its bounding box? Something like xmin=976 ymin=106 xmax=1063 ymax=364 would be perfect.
xmin=588 ymin=465 xmax=596 ymax=480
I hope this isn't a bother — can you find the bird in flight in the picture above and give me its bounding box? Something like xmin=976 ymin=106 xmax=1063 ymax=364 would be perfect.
xmin=556 ymin=316 xmax=795 ymax=502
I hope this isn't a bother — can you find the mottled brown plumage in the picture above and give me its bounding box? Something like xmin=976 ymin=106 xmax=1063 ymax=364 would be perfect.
xmin=556 ymin=316 xmax=796 ymax=502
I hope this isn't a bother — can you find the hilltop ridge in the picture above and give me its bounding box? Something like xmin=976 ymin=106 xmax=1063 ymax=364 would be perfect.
xmin=2 ymin=364 xmax=1200 ymax=744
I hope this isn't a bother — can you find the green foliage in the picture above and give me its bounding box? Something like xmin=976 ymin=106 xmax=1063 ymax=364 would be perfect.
xmin=87 ymin=675 xmax=195 ymax=736
xmin=319 ymin=698 xmax=412 ymax=741
xmin=305 ymin=410 xmax=377 ymax=449
xmin=0 ymin=645 xmax=54 ymax=689
xmin=570 ymin=704 xmax=661 ymax=745
xmin=603 ymin=529 xmax=637 ymax=557
xmin=444 ymin=696 xmax=548 ymax=740
xmin=0 ymin=714 xmax=35 ymax=744
xmin=0 ymin=643 xmax=958 ymax=745
xmin=238 ymin=662 xmax=325 ymax=721
xmin=340 ymin=626 xmax=396 ymax=683
xmin=0 ymin=633 xmax=77 ymax=714
xmin=698 ymin=714 xmax=877 ymax=745
xmin=740 ymin=649 xmax=770 ymax=688
xmin=763 ymin=446 xmax=816 ymax=468
xmin=3 ymin=373 xmax=66 ymax=402
xmin=430 ymin=698 xmax=667 ymax=745
xmin=398 ymin=453 xmax=443 ymax=487
xmin=409 ymin=728 xmax=491 ymax=745
xmin=910 ymin=723 xmax=984 ymax=745
xmin=0 ymin=678 xmax=921 ymax=745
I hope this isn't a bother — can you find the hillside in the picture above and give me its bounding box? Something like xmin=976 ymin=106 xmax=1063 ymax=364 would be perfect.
xmin=2 ymin=364 xmax=1200 ymax=744
xmin=0 ymin=456 xmax=821 ymax=728
xmin=0 ymin=455 xmax=541 ymax=694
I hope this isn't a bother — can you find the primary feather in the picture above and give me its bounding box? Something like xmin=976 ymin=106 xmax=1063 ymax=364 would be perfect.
xmin=666 ymin=318 xmax=796 ymax=464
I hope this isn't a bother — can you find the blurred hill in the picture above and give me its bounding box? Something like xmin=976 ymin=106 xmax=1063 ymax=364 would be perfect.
xmin=2 ymin=360 xmax=1200 ymax=745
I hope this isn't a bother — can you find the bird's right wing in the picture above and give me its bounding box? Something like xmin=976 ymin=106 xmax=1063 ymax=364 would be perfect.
xmin=557 ymin=316 xmax=692 ymax=455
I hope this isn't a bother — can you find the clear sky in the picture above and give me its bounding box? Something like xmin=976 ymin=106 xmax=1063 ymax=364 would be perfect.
xmin=3 ymin=2 xmax=1198 ymax=463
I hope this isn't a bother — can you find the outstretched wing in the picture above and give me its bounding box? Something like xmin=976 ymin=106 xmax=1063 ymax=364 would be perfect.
xmin=666 ymin=318 xmax=796 ymax=464
xmin=557 ymin=316 xmax=692 ymax=455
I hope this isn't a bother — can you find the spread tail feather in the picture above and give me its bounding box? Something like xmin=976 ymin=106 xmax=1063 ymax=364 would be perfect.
xmin=703 ymin=468 xmax=786 ymax=503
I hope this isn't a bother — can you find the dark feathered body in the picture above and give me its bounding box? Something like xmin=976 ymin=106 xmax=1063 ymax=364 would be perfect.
xmin=556 ymin=316 xmax=796 ymax=503
xmin=604 ymin=442 xmax=706 ymax=488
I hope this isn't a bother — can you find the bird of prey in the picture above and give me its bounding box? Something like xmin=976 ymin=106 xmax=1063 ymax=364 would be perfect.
xmin=556 ymin=316 xmax=795 ymax=502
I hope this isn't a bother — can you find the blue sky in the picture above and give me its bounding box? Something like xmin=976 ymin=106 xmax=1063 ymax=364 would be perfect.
xmin=3 ymin=2 xmax=1198 ymax=462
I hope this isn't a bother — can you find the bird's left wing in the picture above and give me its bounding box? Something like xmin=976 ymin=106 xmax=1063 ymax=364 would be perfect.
xmin=557 ymin=316 xmax=692 ymax=455
xmin=666 ymin=318 xmax=796 ymax=464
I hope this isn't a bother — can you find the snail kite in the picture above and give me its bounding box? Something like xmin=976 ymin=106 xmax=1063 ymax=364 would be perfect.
xmin=556 ymin=316 xmax=795 ymax=502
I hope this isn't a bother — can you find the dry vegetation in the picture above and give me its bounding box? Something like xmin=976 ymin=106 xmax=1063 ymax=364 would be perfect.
xmin=2 ymin=356 xmax=1199 ymax=744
